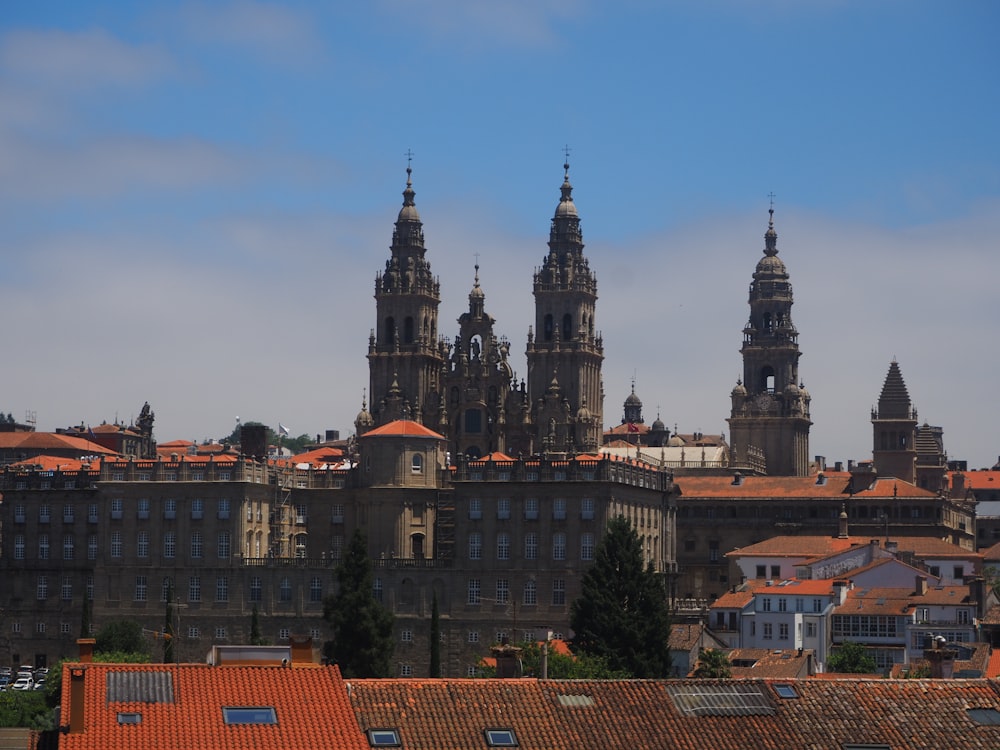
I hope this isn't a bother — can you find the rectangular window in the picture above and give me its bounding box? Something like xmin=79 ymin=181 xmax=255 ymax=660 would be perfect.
xmin=39 ymin=504 xmax=51 ymax=523
xmin=525 ymin=532 xmax=538 ymax=560
xmin=191 ymin=532 xmax=203 ymax=559
xmin=796 ymin=598 xmax=804 ymax=613
xmin=164 ymin=532 xmax=176 ymax=559
xmin=496 ymin=578 xmax=509 ymax=605
xmin=62 ymin=576 xmax=73 ymax=601
xmin=110 ymin=531 xmax=122 ymax=558
xmin=14 ymin=504 xmax=25 ymax=523
xmin=553 ymin=498 xmax=567 ymax=520
xmin=218 ymin=499 xmax=230 ymax=520
xmin=469 ymin=532 xmax=482 ymax=560
xmin=216 ymin=577 xmax=229 ymax=602
xmin=469 ymin=498 xmax=482 ymax=520
xmin=137 ymin=531 xmax=149 ymax=559
xmin=161 ymin=578 xmax=173 ymax=602
xmin=763 ymin=623 xmax=773 ymax=640
xmin=331 ymin=504 xmax=345 ymax=524
xmin=249 ymin=577 xmax=262 ymax=602
xmin=295 ymin=504 xmax=307 ymax=524
xmin=135 ymin=576 xmax=147 ymax=602
xmin=331 ymin=535 xmax=343 ymax=560
xmin=215 ymin=627 xmax=227 ymax=641
xmin=778 ymin=598 xmax=787 ymax=612
xmin=110 ymin=499 xmax=123 ymax=520
xmin=806 ymin=622 xmax=817 ymax=638
xmin=581 ymin=533 xmax=595 ymax=561
xmin=137 ymin=498 xmax=150 ymax=520
xmin=770 ymin=565 xmax=780 ymax=578
xmin=217 ymin=532 xmax=231 ymax=559
xmin=468 ymin=631 xmax=480 ymax=643
xmin=86 ymin=574 xmax=94 ymax=602
xmin=552 ymin=532 xmax=566 ymax=561
xmin=63 ymin=504 xmax=75 ymax=523
xmin=14 ymin=535 xmax=24 ymax=560
xmin=813 ymin=598 xmax=823 ymax=613
xmin=497 ymin=533 xmax=510 ymax=560
xmin=37 ymin=575 xmax=48 ymax=600
xmin=401 ymin=630 xmax=413 ymax=643
xmin=524 ymin=497 xmax=539 ymax=520
xmin=63 ymin=535 xmax=75 ymax=560
xmin=552 ymin=579 xmax=566 ymax=606
xmin=468 ymin=579 xmax=481 ymax=605
xmin=310 ymin=576 xmax=322 ymax=603
xmin=280 ymin=578 xmax=292 ymax=602
xmin=581 ymin=497 xmax=595 ymax=521
xmin=38 ymin=534 xmax=50 ymax=560
xmin=191 ymin=499 xmax=203 ymax=520
xmin=163 ymin=499 xmax=176 ymax=520
xmin=497 ymin=498 xmax=511 ymax=520
xmin=779 ymin=623 xmax=789 ymax=640
xmin=709 ymin=541 xmax=720 ymax=562
xmin=523 ymin=580 xmax=537 ymax=605
xmin=761 ymin=598 xmax=772 ymax=612
xmin=189 ymin=576 xmax=201 ymax=603
xmin=756 ymin=564 xmax=766 ymax=578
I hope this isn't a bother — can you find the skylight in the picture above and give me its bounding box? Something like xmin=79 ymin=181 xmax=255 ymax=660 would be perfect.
xmin=967 ymin=708 xmax=1000 ymax=725
xmin=117 ymin=712 xmax=142 ymax=725
xmin=367 ymin=728 xmax=402 ymax=747
xmin=484 ymin=728 xmax=519 ymax=747
xmin=221 ymin=706 xmax=277 ymax=725
xmin=773 ymin=684 xmax=798 ymax=699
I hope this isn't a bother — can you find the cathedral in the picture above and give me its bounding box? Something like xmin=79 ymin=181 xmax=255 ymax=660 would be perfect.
xmin=362 ymin=160 xmax=604 ymax=461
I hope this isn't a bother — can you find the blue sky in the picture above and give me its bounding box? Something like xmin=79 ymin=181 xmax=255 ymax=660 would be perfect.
xmin=2 ymin=1 xmax=998 ymax=469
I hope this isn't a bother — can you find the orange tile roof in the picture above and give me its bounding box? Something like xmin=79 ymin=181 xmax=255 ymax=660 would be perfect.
xmin=726 ymin=648 xmax=813 ymax=678
xmin=0 ymin=432 xmax=117 ymax=454
xmin=955 ymin=470 xmax=1000 ymax=490
xmin=360 ymin=420 xmax=445 ymax=439
xmin=675 ymin=472 xmax=938 ymax=499
xmin=729 ymin=535 xmax=980 ymax=560
xmin=7 ymin=455 xmax=96 ymax=471
xmin=987 ymin=648 xmax=1000 ymax=679
xmin=834 ymin=585 xmax=972 ymax=615
xmin=58 ymin=662 xmax=367 ymax=750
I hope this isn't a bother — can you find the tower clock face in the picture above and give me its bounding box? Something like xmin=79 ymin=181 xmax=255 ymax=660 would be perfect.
xmin=754 ymin=392 xmax=774 ymax=414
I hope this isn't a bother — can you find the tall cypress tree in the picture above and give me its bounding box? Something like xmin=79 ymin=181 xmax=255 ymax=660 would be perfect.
xmin=323 ymin=529 xmax=395 ymax=677
xmin=429 ymin=592 xmax=441 ymax=677
xmin=163 ymin=582 xmax=175 ymax=664
xmin=570 ymin=515 xmax=672 ymax=677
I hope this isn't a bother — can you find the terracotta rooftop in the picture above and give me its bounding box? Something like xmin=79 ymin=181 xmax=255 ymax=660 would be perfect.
xmin=834 ymin=585 xmax=972 ymax=615
xmin=675 ymin=471 xmax=938 ymax=499
xmin=58 ymin=662 xmax=367 ymax=750
xmin=955 ymin=470 xmax=1000 ymax=490
xmin=0 ymin=432 xmax=116 ymax=454
xmin=728 ymin=535 xmax=981 ymax=561
xmin=726 ymin=648 xmax=813 ymax=678
xmin=360 ymin=420 xmax=445 ymax=439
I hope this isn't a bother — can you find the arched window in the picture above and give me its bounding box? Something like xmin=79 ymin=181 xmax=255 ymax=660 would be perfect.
xmin=411 ymin=534 xmax=425 ymax=559
xmin=404 ymin=316 xmax=415 ymax=343
xmin=562 ymin=313 xmax=572 ymax=340
xmin=465 ymin=408 xmax=483 ymax=434
xmin=759 ymin=366 xmax=775 ymax=393
xmin=384 ymin=316 xmax=396 ymax=343
xmin=411 ymin=453 xmax=423 ymax=474
xmin=763 ymin=312 xmax=773 ymax=331
xmin=543 ymin=314 xmax=554 ymax=342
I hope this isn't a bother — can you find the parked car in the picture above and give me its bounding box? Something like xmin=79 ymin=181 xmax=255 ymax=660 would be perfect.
xmin=11 ymin=676 xmax=33 ymax=691
xmin=0 ymin=675 xmax=10 ymax=690
xmin=32 ymin=679 xmax=45 ymax=691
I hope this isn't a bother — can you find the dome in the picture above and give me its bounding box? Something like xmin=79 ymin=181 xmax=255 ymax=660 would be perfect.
xmin=554 ymin=161 xmax=578 ymax=218
xmin=754 ymin=254 xmax=787 ymax=276
xmin=668 ymin=434 xmax=684 ymax=447
xmin=396 ymin=166 xmax=421 ymax=222
xmin=576 ymin=403 xmax=592 ymax=422
xmin=625 ymin=390 xmax=642 ymax=407
xmin=731 ymin=380 xmax=747 ymax=397
xmin=651 ymin=416 xmax=665 ymax=432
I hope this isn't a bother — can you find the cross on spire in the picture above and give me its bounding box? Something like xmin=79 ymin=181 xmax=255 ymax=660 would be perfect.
xmin=768 ymin=191 xmax=776 ymax=209
xmin=405 ymin=149 xmax=414 ymax=167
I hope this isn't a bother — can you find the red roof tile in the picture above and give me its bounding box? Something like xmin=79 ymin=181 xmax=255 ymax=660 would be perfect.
xmin=676 ymin=472 xmax=938 ymax=499
xmin=360 ymin=420 xmax=445 ymax=439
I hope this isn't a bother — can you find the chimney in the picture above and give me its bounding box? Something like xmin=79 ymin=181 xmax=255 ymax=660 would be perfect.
xmin=885 ymin=540 xmax=898 ymax=554
xmin=815 ymin=455 xmax=826 ymax=472
xmin=77 ymin=638 xmax=96 ymax=664
xmin=490 ymin=640 xmax=524 ymax=679
xmin=924 ymin=638 xmax=956 ymax=678
xmin=838 ymin=506 xmax=849 ymax=539
xmin=916 ymin=576 xmax=928 ymax=596
xmin=834 ymin=461 xmax=844 ymax=472
xmin=290 ymin=634 xmax=313 ymax=665
xmin=731 ymin=471 xmax=743 ymax=486
xmin=69 ymin=666 xmax=86 ymax=734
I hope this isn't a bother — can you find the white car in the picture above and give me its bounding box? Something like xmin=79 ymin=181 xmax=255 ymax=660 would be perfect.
xmin=11 ymin=676 xmax=33 ymax=691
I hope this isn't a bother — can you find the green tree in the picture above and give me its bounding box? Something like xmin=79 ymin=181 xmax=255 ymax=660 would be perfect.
xmin=517 ymin=641 xmax=630 ymax=679
xmin=225 ymin=421 xmax=312 ymax=455
xmin=570 ymin=516 xmax=672 ymax=677
xmin=429 ymin=593 xmax=441 ymax=677
xmin=249 ymin=604 xmax=269 ymax=646
xmin=322 ymin=529 xmax=395 ymax=677
xmin=691 ymin=648 xmax=732 ymax=678
xmin=163 ymin=583 xmax=175 ymax=663
xmin=95 ymin=619 xmax=151 ymax=660
xmin=0 ymin=691 xmax=53 ymax=730
xmin=826 ymin=641 xmax=878 ymax=673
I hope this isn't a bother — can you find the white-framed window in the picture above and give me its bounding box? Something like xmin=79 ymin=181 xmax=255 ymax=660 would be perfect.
xmin=280 ymin=578 xmax=292 ymax=602
xmin=13 ymin=504 xmax=25 ymax=523
xmin=295 ymin=504 xmax=307 ymax=525
xmin=137 ymin=531 xmax=149 ymax=559
xmin=278 ymin=628 xmax=290 ymax=641
xmin=779 ymin=623 xmax=789 ymax=640
xmin=37 ymin=575 xmax=48 ymax=600
xmin=217 ymin=499 xmax=230 ymax=520
xmin=524 ymin=497 xmax=539 ymax=520
xmin=189 ymin=576 xmax=201 ymax=603
xmin=161 ymin=578 xmax=173 ymax=602
xmin=331 ymin=504 xmax=345 ymax=524
xmin=411 ymin=453 xmax=423 ymax=474
xmin=164 ymin=532 xmax=176 ymax=559
xmin=468 ymin=578 xmax=481 ymax=605
xmin=309 ymin=628 xmax=322 ymax=641
xmin=13 ymin=535 xmax=24 ymax=560
xmin=469 ymin=532 xmax=482 ymax=560
xmin=38 ymin=533 xmax=50 ymax=560
xmin=813 ymin=598 xmax=823 ymax=613
xmin=466 ymin=666 xmax=478 ymax=677
xmin=135 ymin=576 xmax=148 ymax=602
xmin=552 ymin=532 xmax=566 ymax=561
xmin=469 ymin=498 xmax=482 ymax=520
xmin=581 ymin=532 xmax=595 ymax=561
xmin=36 ymin=622 xmax=45 ymax=634
xmin=188 ymin=626 xmax=200 ymax=639
xmin=39 ymin=504 xmax=51 ymax=523
xmin=552 ymin=579 xmax=566 ymax=605
xmin=310 ymin=576 xmax=323 ymax=603
xmin=191 ymin=499 xmax=203 ymax=520
xmin=86 ymin=574 xmax=94 ymax=601
xmin=110 ymin=531 xmax=122 ymax=558
xmin=61 ymin=576 xmax=73 ymax=601
xmin=110 ymin=499 xmax=123 ymax=520
xmin=401 ymin=630 xmax=413 ymax=643
xmin=468 ymin=631 xmax=480 ymax=643
xmin=137 ymin=498 xmax=150 ymax=520
xmin=190 ymin=532 xmax=203 ymax=559
xmin=163 ymin=499 xmax=176 ymax=520
xmin=217 ymin=532 xmax=231 ymax=559
xmin=63 ymin=535 xmax=75 ymax=560
xmin=11 ymin=622 xmax=21 ymax=634
xmin=497 ymin=532 xmax=510 ymax=560
xmin=778 ymin=598 xmax=787 ymax=612
xmin=497 ymin=498 xmax=511 ymax=520
xmin=63 ymin=504 xmax=75 ymax=523
xmin=216 ymin=577 xmax=229 ymax=602
xmin=61 ymin=622 xmax=71 ymax=635
xmin=581 ymin=497 xmax=595 ymax=520
xmin=763 ymin=623 xmax=773 ymax=640
xmin=553 ymin=498 xmax=567 ymax=520
xmin=525 ymin=532 xmax=538 ymax=560
xmin=331 ymin=535 xmax=343 ymax=560
xmin=496 ymin=578 xmax=509 ymax=605
xmin=523 ymin=580 xmax=537 ymax=605
xmin=215 ymin=627 xmax=227 ymax=641
xmin=761 ymin=598 xmax=772 ymax=612
xmin=249 ymin=577 xmax=262 ymax=602
xmin=806 ymin=622 xmax=817 ymax=638
xmin=400 ymin=664 xmax=413 ymax=677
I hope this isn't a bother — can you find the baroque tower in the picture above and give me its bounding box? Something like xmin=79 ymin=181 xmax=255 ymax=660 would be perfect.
xmin=367 ymin=165 xmax=446 ymax=428
xmin=526 ymin=160 xmax=604 ymax=453
xmin=727 ymin=207 xmax=811 ymax=476
xmin=871 ymin=359 xmax=917 ymax=483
